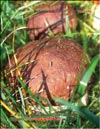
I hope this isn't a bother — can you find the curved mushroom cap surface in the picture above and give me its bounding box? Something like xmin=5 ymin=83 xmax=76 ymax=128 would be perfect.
xmin=6 ymin=38 xmax=88 ymax=105
xmin=27 ymin=1 xmax=77 ymax=40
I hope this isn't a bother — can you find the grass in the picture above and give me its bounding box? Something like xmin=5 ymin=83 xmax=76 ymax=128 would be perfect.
xmin=0 ymin=0 xmax=100 ymax=128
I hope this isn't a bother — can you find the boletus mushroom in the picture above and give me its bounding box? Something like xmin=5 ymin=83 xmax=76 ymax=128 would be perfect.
xmin=6 ymin=38 xmax=88 ymax=105
xmin=27 ymin=1 xmax=77 ymax=40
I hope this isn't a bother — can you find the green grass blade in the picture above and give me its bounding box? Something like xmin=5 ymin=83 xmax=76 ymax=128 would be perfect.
xmin=1 ymin=107 xmax=16 ymax=129
xmin=78 ymin=55 xmax=100 ymax=96
xmin=55 ymin=98 xmax=99 ymax=127
xmin=18 ymin=87 xmax=26 ymax=115
xmin=65 ymin=6 xmax=72 ymax=38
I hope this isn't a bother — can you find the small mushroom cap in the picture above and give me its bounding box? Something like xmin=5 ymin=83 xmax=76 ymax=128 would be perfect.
xmin=6 ymin=38 xmax=88 ymax=105
xmin=27 ymin=1 xmax=77 ymax=40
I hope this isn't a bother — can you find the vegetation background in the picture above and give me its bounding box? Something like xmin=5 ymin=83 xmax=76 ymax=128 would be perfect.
xmin=0 ymin=0 xmax=100 ymax=128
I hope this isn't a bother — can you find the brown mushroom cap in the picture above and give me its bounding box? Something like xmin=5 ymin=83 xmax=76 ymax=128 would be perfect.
xmin=27 ymin=1 xmax=77 ymax=40
xmin=6 ymin=38 xmax=88 ymax=105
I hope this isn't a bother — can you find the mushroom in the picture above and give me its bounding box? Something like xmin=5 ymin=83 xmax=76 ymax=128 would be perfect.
xmin=27 ymin=1 xmax=77 ymax=40
xmin=6 ymin=38 xmax=88 ymax=105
